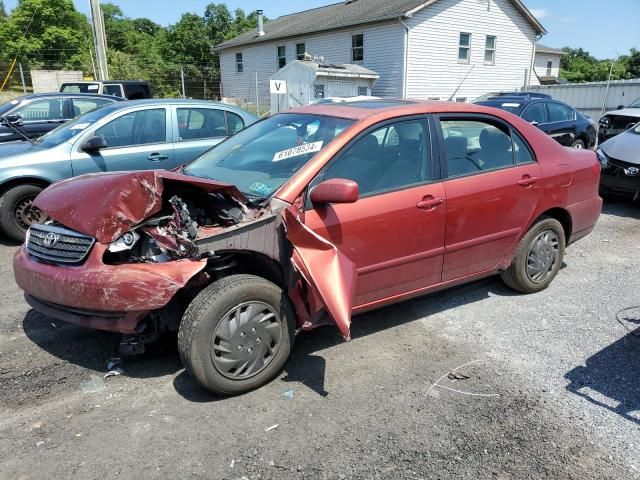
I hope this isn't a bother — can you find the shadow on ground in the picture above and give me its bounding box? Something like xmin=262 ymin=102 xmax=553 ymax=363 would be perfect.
xmin=601 ymin=197 xmax=640 ymax=220
xmin=564 ymin=306 xmax=640 ymax=425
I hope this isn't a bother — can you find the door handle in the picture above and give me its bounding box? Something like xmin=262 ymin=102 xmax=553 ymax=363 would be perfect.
xmin=518 ymin=175 xmax=540 ymax=187
xmin=416 ymin=196 xmax=444 ymax=210
xmin=147 ymin=153 xmax=169 ymax=161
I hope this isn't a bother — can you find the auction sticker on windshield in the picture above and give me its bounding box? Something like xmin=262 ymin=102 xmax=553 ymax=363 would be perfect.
xmin=273 ymin=141 xmax=323 ymax=162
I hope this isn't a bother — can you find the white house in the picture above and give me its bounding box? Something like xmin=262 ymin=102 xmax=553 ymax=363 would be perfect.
xmin=217 ymin=0 xmax=546 ymax=106
xmin=533 ymin=43 xmax=564 ymax=84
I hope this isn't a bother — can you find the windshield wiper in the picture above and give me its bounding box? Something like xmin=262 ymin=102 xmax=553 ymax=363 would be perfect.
xmin=0 ymin=116 xmax=35 ymax=144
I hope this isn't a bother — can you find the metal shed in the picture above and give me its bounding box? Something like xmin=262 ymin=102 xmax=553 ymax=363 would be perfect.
xmin=270 ymin=60 xmax=379 ymax=114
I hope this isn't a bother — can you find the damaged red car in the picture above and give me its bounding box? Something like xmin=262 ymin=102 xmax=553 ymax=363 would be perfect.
xmin=13 ymin=100 xmax=602 ymax=395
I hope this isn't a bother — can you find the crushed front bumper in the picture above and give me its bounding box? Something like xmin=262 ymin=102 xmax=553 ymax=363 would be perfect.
xmin=14 ymin=243 xmax=207 ymax=332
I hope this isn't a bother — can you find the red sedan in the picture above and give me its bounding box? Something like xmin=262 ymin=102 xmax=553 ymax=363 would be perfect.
xmin=13 ymin=100 xmax=602 ymax=394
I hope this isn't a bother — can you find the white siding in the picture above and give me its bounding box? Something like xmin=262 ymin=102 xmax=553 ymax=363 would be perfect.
xmin=534 ymin=52 xmax=561 ymax=80
xmin=219 ymin=22 xmax=405 ymax=105
xmin=405 ymin=0 xmax=538 ymax=100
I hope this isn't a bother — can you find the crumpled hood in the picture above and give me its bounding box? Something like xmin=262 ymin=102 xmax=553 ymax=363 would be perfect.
xmin=602 ymin=108 xmax=640 ymax=120
xmin=34 ymin=170 xmax=247 ymax=243
xmin=0 ymin=140 xmax=34 ymax=159
xmin=600 ymin=130 xmax=640 ymax=164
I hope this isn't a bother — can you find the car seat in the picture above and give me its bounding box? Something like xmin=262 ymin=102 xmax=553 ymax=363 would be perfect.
xmin=326 ymin=134 xmax=382 ymax=194
xmin=478 ymin=128 xmax=513 ymax=169
xmin=444 ymin=136 xmax=473 ymax=177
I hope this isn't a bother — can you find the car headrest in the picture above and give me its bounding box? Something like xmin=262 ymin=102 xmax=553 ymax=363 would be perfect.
xmin=395 ymin=122 xmax=422 ymax=140
xmin=351 ymin=134 xmax=379 ymax=159
xmin=480 ymin=128 xmax=511 ymax=152
xmin=444 ymin=135 xmax=468 ymax=158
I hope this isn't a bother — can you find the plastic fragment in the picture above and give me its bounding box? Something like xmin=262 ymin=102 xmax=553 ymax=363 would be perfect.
xmin=264 ymin=424 xmax=279 ymax=432
xmin=282 ymin=389 xmax=294 ymax=399
xmin=80 ymin=375 xmax=105 ymax=393
xmin=104 ymin=367 xmax=124 ymax=379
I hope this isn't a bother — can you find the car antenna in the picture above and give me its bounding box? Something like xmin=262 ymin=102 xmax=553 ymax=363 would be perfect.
xmin=0 ymin=115 xmax=36 ymax=144
xmin=448 ymin=65 xmax=475 ymax=102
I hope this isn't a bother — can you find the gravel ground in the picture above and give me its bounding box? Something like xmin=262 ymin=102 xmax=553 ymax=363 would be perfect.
xmin=0 ymin=200 xmax=639 ymax=480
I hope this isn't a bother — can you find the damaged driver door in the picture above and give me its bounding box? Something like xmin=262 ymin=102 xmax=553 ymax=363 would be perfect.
xmin=303 ymin=117 xmax=446 ymax=310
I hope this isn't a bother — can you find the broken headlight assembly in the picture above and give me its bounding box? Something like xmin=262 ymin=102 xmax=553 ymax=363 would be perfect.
xmin=107 ymin=231 xmax=140 ymax=253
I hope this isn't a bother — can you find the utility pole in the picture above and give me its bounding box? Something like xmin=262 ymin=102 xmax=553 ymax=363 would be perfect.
xmin=89 ymin=0 xmax=109 ymax=80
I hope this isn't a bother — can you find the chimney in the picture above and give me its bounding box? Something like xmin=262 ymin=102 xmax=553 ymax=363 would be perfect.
xmin=257 ymin=10 xmax=265 ymax=36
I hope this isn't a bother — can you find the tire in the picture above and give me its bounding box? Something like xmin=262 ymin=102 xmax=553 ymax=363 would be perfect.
xmin=178 ymin=274 xmax=295 ymax=395
xmin=501 ymin=217 xmax=566 ymax=294
xmin=0 ymin=184 xmax=45 ymax=243
xmin=571 ymin=139 xmax=585 ymax=149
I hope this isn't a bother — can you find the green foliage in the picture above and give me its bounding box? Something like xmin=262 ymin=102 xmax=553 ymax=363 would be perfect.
xmin=0 ymin=1 xmax=7 ymax=19
xmin=560 ymin=47 xmax=640 ymax=82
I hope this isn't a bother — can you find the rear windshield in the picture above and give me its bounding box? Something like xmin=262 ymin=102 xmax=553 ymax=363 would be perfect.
xmin=476 ymin=100 xmax=524 ymax=115
xmin=61 ymin=83 xmax=101 ymax=93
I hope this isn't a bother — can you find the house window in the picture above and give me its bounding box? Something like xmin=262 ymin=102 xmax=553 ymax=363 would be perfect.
xmin=235 ymin=53 xmax=243 ymax=73
xmin=314 ymin=84 xmax=325 ymax=99
xmin=455 ymin=97 xmax=467 ymax=103
xmin=546 ymin=60 xmax=553 ymax=76
xmin=428 ymin=97 xmax=440 ymax=100
xmin=357 ymin=86 xmax=368 ymax=96
xmin=458 ymin=33 xmax=471 ymax=63
xmin=352 ymin=33 xmax=364 ymax=62
xmin=277 ymin=46 xmax=286 ymax=68
xmin=484 ymin=36 xmax=496 ymax=64
xmin=296 ymin=43 xmax=306 ymax=60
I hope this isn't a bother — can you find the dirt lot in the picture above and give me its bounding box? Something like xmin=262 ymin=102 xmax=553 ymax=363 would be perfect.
xmin=1 ymin=200 xmax=639 ymax=480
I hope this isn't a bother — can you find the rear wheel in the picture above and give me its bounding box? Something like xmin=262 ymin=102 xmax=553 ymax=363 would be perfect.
xmin=0 ymin=184 xmax=45 ymax=242
xmin=501 ymin=218 xmax=566 ymax=294
xmin=177 ymin=274 xmax=295 ymax=395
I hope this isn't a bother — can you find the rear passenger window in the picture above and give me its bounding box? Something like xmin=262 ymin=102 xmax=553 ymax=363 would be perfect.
xmin=440 ymin=119 xmax=514 ymax=178
xmin=177 ymin=108 xmax=227 ymax=141
xmin=317 ymin=119 xmax=431 ymax=196
xmin=513 ymin=132 xmax=534 ymax=164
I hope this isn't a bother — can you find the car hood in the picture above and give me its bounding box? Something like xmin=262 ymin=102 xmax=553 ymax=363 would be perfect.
xmin=0 ymin=140 xmax=35 ymax=158
xmin=600 ymin=130 xmax=640 ymax=164
xmin=602 ymin=108 xmax=640 ymax=119
xmin=33 ymin=170 xmax=248 ymax=243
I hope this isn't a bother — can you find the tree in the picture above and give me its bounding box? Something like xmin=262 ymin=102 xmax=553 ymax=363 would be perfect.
xmin=0 ymin=1 xmax=7 ymax=19
xmin=560 ymin=47 xmax=637 ymax=82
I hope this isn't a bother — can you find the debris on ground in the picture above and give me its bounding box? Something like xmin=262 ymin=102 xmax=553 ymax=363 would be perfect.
xmin=104 ymin=368 xmax=124 ymax=379
xmin=264 ymin=424 xmax=279 ymax=432
xmin=80 ymin=375 xmax=106 ymax=394
xmin=282 ymin=389 xmax=294 ymax=399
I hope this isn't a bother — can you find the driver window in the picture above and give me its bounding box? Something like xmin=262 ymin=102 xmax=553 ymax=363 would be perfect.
xmin=94 ymin=108 xmax=166 ymax=148
xmin=317 ymin=119 xmax=430 ymax=197
xmin=440 ymin=119 xmax=514 ymax=178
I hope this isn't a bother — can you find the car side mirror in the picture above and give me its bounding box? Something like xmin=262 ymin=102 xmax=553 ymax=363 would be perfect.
xmin=617 ymin=105 xmax=625 ymax=110
xmin=4 ymin=113 xmax=23 ymax=125
xmin=529 ymin=120 xmax=539 ymax=126
xmin=310 ymin=178 xmax=359 ymax=205
xmin=81 ymin=135 xmax=108 ymax=152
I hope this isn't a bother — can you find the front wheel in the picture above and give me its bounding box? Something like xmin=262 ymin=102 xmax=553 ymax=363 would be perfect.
xmin=501 ymin=218 xmax=566 ymax=294
xmin=571 ymin=139 xmax=586 ymax=149
xmin=178 ymin=274 xmax=295 ymax=395
xmin=0 ymin=184 xmax=45 ymax=242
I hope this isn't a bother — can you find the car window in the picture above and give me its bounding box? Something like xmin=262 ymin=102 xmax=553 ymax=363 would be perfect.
xmin=15 ymin=99 xmax=64 ymax=121
xmin=226 ymin=111 xmax=245 ymax=135
xmin=513 ymin=132 xmax=534 ymax=164
xmin=103 ymin=84 xmax=123 ymax=97
xmin=440 ymin=119 xmax=514 ymax=178
xmin=95 ymin=108 xmax=166 ymax=148
xmin=522 ymin=102 xmax=547 ymax=124
xmin=71 ymin=99 xmax=111 ymax=116
xmin=177 ymin=108 xmax=228 ymax=141
xmin=547 ymin=102 xmax=574 ymax=122
xmin=317 ymin=119 xmax=431 ymax=196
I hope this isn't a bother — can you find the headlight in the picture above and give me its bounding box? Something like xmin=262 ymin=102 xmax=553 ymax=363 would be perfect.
xmin=108 ymin=231 xmax=140 ymax=252
xmin=596 ymin=148 xmax=609 ymax=169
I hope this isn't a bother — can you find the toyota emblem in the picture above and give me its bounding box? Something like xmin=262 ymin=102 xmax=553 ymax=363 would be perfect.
xmin=625 ymin=167 xmax=640 ymax=176
xmin=43 ymin=232 xmax=59 ymax=247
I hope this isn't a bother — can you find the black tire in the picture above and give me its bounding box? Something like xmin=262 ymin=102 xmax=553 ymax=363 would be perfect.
xmin=0 ymin=184 xmax=44 ymax=243
xmin=178 ymin=274 xmax=295 ymax=395
xmin=501 ymin=217 xmax=566 ymax=294
xmin=571 ymin=139 xmax=586 ymax=149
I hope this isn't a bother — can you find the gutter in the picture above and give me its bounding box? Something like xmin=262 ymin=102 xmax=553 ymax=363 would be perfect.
xmin=399 ymin=17 xmax=410 ymax=99
xmin=528 ymin=33 xmax=544 ymax=87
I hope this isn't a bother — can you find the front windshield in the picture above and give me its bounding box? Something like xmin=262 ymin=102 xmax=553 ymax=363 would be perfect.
xmin=184 ymin=113 xmax=354 ymax=199
xmin=632 ymin=122 xmax=640 ymax=134
xmin=629 ymin=98 xmax=640 ymax=108
xmin=34 ymin=107 xmax=111 ymax=149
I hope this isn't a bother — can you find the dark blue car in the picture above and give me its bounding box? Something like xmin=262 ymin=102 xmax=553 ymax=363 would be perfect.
xmin=0 ymin=93 xmax=122 ymax=143
xmin=475 ymin=95 xmax=596 ymax=149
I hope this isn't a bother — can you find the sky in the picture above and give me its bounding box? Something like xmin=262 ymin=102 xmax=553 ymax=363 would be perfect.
xmin=4 ymin=0 xmax=639 ymax=59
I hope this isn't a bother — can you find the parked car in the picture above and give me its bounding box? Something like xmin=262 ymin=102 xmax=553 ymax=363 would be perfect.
xmin=598 ymin=97 xmax=640 ymax=142
xmin=0 ymin=99 xmax=257 ymax=241
xmin=475 ymin=96 xmax=597 ymax=149
xmin=60 ymin=80 xmax=152 ymax=99
xmin=473 ymin=91 xmax=552 ymax=102
xmin=597 ymin=121 xmax=640 ymax=199
xmin=0 ymin=93 xmax=122 ymax=143
xmin=13 ymin=99 xmax=602 ymax=395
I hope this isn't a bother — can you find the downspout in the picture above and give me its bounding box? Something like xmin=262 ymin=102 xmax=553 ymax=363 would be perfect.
xmin=528 ymin=33 xmax=543 ymax=88
xmin=399 ymin=17 xmax=410 ymax=99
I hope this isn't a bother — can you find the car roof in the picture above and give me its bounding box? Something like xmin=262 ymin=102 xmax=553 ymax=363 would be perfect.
xmin=7 ymin=92 xmax=123 ymax=102
xmin=60 ymin=80 xmax=149 ymax=85
xmin=287 ymin=99 xmax=519 ymax=120
xmin=93 ymin=98 xmax=254 ymax=115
